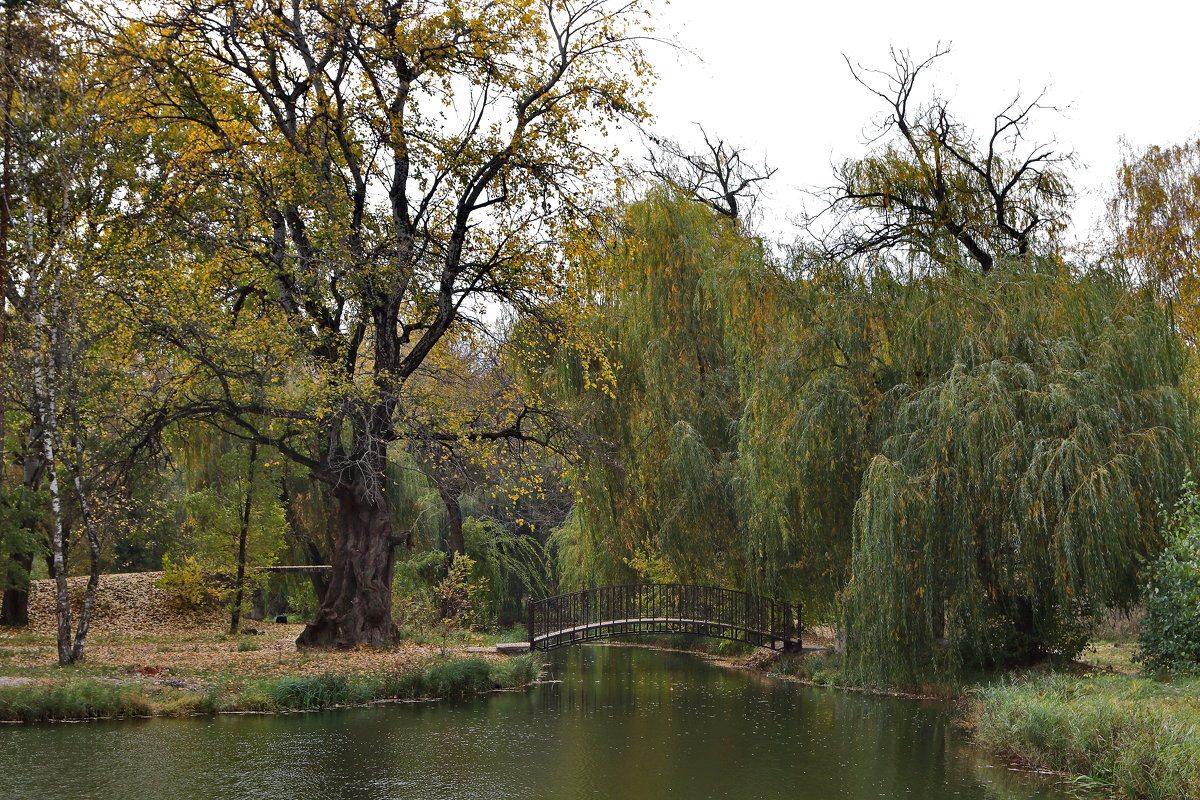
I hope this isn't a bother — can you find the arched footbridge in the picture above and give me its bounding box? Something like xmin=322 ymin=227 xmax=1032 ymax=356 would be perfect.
xmin=527 ymin=584 xmax=802 ymax=651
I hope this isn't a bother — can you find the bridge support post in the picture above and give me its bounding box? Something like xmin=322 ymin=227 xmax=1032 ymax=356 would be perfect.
xmin=527 ymin=597 xmax=536 ymax=651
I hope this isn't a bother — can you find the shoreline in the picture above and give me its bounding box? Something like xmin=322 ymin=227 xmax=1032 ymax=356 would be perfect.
xmin=0 ymin=615 xmax=540 ymax=725
xmin=590 ymin=639 xmax=1198 ymax=800
xmin=0 ymin=652 xmax=538 ymax=725
xmin=7 ymin=633 xmax=1198 ymax=799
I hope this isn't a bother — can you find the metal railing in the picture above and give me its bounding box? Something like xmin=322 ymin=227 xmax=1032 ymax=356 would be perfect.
xmin=528 ymin=584 xmax=800 ymax=651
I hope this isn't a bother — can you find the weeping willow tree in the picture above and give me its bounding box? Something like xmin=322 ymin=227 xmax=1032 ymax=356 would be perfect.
xmin=549 ymin=189 xmax=1192 ymax=684
xmin=549 ymin=191 xmax=778 ymax=589
xmin=807 ymin=261 xmax=1191 ymax=682
xmin=165 ymin=427 xmax=288 ymax=571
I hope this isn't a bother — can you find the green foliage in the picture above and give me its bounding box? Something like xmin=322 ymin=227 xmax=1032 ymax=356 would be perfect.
xmin=374 ymin=656 xmax=535 ymax=700
xmin=169 ymin=433 xmax=286 ymax=576
xmin=1137 ymin=476 xmax=1200 ymax=673
xmin=0 ymin=653 xmax=537 ymax=722
xmin=255 ymin=572 xmax=320 ymax=622
xmin=393 ymin=549 xmax=446 ymax=632
xmin=486 ymin=654 xmax=537 ymax=688
xmin=769 ymin=652 xmax=846 ymax=687
xmin=254 ymin=656 xmax=534 ymax=711
xmin=266 ymin=673 xmax=367 ymax=710
xmin=156 ymin=555 xmax=221 ymax=612
xmin=556 ymin=193 xmax=1193 ymax=685
xmin=0 ymin=680 xmax=154 ymax=722
xmin=832 ymin=261 xmax=1191 ymax=683
xmin=0 ymin=486 xmax=44 ymax=593
xmin=425 ymin=658 xmax=494 ymax=696
xmin=548 ymin=506 xmax=638 ymax=593
xmin=236 ymin=639 xmax=260 ymax=652
xmin=973 ymin=673 xmax=1200 ymax=800
xmin=551 ymin=191 xmax=772 ymax=589
xmin=437 ymin=552 xmax=488 ymax=626
xmin=463 ymin=516 xmax=546 ymax=624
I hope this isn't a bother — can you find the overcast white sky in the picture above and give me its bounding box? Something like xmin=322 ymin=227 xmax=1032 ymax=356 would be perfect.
xmin=639 ymin=0 xmax=1200 ymax=245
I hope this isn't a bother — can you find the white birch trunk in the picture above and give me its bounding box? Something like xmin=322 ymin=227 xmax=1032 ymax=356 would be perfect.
xmin=30 ymin=306 xmax=71 ymax=665
xmin=68 ymin=409 xmax=100 ymax=662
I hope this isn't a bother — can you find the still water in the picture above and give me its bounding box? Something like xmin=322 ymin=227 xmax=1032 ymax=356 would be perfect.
xmin=0 ymin=646 xmax=1070 ymax=800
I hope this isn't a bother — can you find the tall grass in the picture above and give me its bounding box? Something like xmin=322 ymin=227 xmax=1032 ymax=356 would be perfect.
xmin=972 ymin=673 xmax=1200 ymax=800
xmin=245 ymin=655 xmax=538 ymax=712
xmin=266 ymin=673 xmax=370 ymax=710
xmin=0 ymin=655 xmax=538 ymax=722
xmin=0 ymin=680 xmax=154 ymax=722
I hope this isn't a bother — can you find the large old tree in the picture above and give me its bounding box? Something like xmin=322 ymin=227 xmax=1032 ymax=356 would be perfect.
xmin=108 ymin=0 xmax=652 ymax=647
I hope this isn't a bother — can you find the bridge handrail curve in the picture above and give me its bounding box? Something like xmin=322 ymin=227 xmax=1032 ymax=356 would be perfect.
xmin=527 ymin=583 xmax=800 ymax=652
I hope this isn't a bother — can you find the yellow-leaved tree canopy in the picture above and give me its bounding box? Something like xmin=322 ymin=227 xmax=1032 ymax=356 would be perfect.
xmin=99 ymin=0 xmax=655 ymax=648
xmin=1110 ymin=137 xmax=1200 ymax=345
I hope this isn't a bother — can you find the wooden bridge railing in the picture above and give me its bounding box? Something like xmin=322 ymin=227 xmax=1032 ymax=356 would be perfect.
xmin=528 ymin=584 xmax=800 ymax=651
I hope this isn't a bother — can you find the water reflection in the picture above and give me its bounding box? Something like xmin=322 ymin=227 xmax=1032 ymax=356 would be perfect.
xmin=0 ymin=645 xmax=1069 ymax=800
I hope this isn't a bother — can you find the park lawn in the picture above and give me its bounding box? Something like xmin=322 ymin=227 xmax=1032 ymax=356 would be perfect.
xmin=1077 ymin=640 xmax=1142 ymax=674
xmin=0 ymin=622 xmax=534 ymax=723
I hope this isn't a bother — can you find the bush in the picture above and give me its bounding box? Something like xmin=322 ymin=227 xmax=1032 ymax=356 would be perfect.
xmin=375 ymin=669 xmax=432 ymax=700
xmin=767 ymin=651 xmax=845 ymax=686
xmin=1138 ymin=477 xmax=1200 ymax=673
xmin=156 ymin=555 xmax=221 ymax=612
xmin=392 ymin=549 xmax=444 ymax=633
xmin=255 ymin=656 xmax=534 ymax=710
xmin=436 ymin=552 xmax=488 ymax=626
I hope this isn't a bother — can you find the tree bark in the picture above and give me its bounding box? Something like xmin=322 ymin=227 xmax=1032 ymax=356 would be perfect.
xmin=295 ymin=476 xmax=399 ymax=648
xmin=67 ymin=419 xmax=101 ymax=663
xmin=229 ymin=441 xmax=257 ymax=634
xmin=440 ymin=485 xmax=464 ymax=560
xmin=0 ymin=2 xmax=15 ymax=491
xmin=31 ymin=308 xmax=71 ymax=665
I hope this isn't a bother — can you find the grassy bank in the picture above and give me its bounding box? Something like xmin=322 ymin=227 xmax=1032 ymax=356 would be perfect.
xmin=755 ymin=642 xmax=1200 ymax=798
xmin=970 ymin=673 xmax=1200 ymax=800
xmin=0 ymin=654 xmax=537 ymax=723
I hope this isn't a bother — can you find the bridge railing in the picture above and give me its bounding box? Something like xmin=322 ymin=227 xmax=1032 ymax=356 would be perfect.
xmin=528 ymin=584 xmax=800 ymax=651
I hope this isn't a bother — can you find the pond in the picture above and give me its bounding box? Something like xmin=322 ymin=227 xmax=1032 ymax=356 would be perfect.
xmin=0 ymin=645 xmax=1071 ymax=800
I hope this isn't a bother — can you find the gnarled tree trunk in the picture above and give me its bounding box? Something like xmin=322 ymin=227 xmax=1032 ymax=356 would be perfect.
xmin=296 ymin=476 xmax=399 ymax=648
